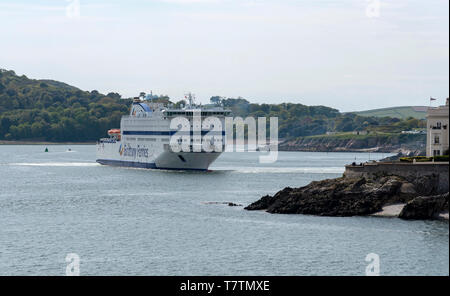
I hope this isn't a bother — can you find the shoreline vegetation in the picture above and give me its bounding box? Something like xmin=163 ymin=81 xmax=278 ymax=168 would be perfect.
xmin=1 ymin=68 xmax=427 ymax=153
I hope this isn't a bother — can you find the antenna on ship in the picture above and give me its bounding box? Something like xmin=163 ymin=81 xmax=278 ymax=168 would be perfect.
xmin=185 ymin=92 xmax=195 ymax=107
xmin=143 ymin=91 xmax=153 ymax=101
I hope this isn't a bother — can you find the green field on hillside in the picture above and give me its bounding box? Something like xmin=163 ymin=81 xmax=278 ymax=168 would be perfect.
xmin=351 ymin=106 xmax=427 ymax=120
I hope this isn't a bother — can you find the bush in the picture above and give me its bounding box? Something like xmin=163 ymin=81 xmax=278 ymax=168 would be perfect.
xmin=400 ymin=155 xmax=449 ymax=162
xmin=434 ymin=155 xmax=449 ymax=162
xmin=400 ymin=156 xmax=432 ymax=162
xmin=399 ymin=157 xmax=412 ymax=162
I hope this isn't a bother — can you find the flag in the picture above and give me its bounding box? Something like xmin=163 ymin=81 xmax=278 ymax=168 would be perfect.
xmin=430 ymin=97 xmax=437 ymax=101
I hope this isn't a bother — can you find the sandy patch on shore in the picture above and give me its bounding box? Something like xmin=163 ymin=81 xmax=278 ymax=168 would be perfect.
xmin=439 ymin=212 xmax=449 ymax=220
xmin=371 ymin=204 xmax=406 ymax=217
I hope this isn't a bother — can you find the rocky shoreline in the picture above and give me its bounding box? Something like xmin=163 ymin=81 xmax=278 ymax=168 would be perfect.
xmin=278 ymin=137 xmax=425 ymax=155
xmin=399 ymin=193 xmax=449 ymax=220
xmin=245 ymin=173 xmax=449 ymax=220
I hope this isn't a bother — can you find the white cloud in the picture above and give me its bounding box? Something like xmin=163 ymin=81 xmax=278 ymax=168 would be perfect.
xmin=0 ymin=3 xmax=64 ymax=12
xmin=0 ymin=0 xmax=448 ymax=110
xmin=160 ymin=0 xmax=220 ymax=3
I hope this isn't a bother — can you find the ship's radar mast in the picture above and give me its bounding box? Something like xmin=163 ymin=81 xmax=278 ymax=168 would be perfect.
xmin=185 ymin=92 xmax=196 ymax=108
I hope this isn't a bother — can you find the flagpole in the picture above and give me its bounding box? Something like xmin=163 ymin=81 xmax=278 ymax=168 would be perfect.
xmin=429 ymin=97 xmax=437 ymax=107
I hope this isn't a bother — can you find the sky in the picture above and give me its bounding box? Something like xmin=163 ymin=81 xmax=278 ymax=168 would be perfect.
xmin=0 ymin=0 xmax=448 ymax=111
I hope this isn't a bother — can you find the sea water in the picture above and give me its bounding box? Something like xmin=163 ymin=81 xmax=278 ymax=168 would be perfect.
xmin=0 ymin=145 xmax=448 ymax=275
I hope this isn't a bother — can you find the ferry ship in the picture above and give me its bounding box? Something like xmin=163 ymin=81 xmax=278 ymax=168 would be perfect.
xmin=96 ymin=93 xmax=230 ymax=171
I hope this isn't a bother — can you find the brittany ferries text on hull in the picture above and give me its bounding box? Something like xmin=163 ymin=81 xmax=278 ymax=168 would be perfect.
xmin=96 ymin=92 xmax=231 ymax=171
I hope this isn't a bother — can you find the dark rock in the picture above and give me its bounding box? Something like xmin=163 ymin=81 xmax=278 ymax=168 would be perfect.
xmin=204 ymin=201 xmax=243 ymax=206
xmin=245 ymin=176 xmax=415 ymax=217
xmin=399 ymin=193 xmax=449 ymax=220
xmin=228 ymin=202 xmax=242 ymax=207
xmin=409 ymin=174 xmax=440 ymax=196
xmin=245 ymin=187 xmax=293 ymax=210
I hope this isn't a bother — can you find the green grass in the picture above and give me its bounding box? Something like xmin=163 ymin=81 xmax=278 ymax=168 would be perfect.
xmin=350 ymin=106 xmax=427 ymax=120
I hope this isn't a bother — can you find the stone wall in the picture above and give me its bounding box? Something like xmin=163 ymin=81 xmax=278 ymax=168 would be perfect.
xmin=344 ymin=162 xmax=449 ymax=193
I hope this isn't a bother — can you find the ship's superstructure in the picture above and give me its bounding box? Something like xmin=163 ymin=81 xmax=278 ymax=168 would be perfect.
xmin=96 ymin=93 xmax=230 ymax=170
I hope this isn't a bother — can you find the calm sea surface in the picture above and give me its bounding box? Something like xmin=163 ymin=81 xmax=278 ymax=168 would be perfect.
xmin=0 ymin=145 xmax=448 ymax=275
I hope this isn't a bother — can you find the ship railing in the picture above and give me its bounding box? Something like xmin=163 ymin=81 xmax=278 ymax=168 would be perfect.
xmin=99 ymin=138 xmax=117 ymax=144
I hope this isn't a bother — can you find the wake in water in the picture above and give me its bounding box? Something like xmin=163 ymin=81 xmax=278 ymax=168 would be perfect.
xmin=8 ymin=162 xmax=99 ymax=167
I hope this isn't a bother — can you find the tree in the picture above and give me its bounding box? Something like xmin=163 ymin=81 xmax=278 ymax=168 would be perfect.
xmin=0 ymin=68 xmax=427 ymax=142
xmin=31 ymin=121 xmax=44 ymax=138
xmin=210 ymin=96 xmax=222 ymax=105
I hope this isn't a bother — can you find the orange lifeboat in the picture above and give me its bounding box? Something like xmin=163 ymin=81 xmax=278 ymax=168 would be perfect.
xmin=108 ymin=129 xmax=121 ymax=140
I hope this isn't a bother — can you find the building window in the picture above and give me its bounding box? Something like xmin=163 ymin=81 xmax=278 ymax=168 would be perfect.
xmin=434 ymin=135 xmax=440 ymax=144
xmin=432 ymin=122 xmax=442 ymax=129
xmin=433 ymin=150 xmax=441 ymax=156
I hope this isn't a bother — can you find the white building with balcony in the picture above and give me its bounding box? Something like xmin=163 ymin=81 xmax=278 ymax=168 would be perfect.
xmin=426 ymin=98 xmax=449 ymax=157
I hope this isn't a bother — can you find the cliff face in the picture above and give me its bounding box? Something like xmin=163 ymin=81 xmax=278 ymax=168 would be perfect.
xmin=279 ymin=135 xmax=425 ymax=154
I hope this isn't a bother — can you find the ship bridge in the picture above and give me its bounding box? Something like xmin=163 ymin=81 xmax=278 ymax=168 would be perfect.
xmin=163 ymin=109 xmax=231 ymax=117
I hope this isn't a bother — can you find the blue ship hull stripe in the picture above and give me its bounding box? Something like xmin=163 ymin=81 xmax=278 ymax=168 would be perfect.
xmin=96 ymin=159 xmax=208 ymax=171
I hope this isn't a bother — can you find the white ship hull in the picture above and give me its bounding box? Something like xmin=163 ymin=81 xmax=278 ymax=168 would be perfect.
xmin=96 ymin=140 xmax=221 ymax=171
